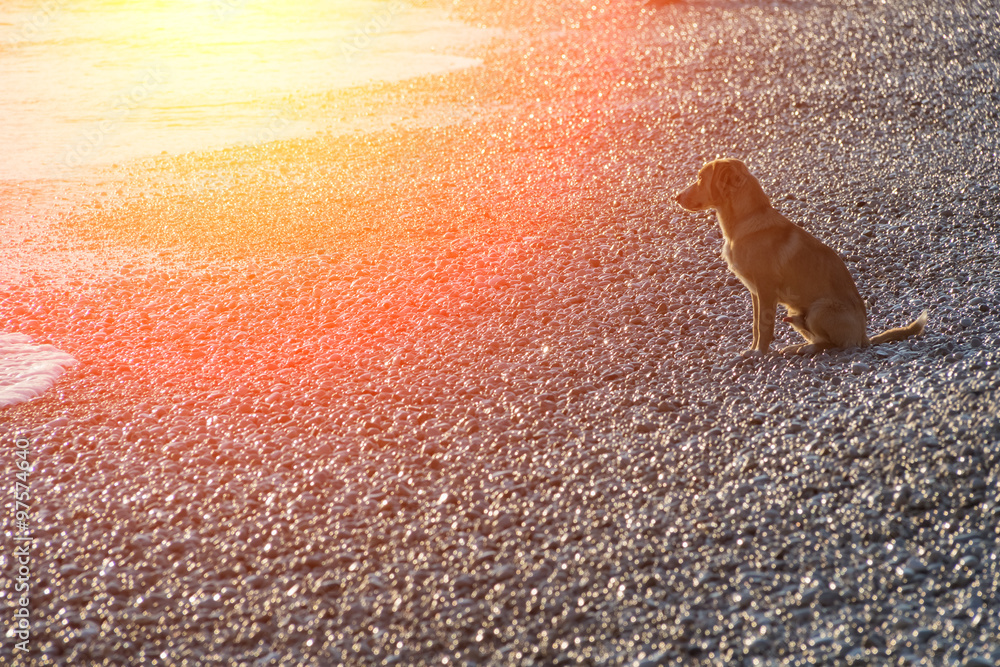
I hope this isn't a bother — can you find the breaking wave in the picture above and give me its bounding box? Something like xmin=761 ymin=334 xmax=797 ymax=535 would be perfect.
xmin=0 ymin=334 xmax=78 ymax=408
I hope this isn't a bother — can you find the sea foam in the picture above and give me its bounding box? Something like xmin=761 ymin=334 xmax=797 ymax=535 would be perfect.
xmin=0 ymin=334 xmax=78 ymax=408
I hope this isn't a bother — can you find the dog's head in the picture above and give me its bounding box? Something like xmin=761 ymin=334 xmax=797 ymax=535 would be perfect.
xmin=675 ymin=158 xmax=752 ymax=212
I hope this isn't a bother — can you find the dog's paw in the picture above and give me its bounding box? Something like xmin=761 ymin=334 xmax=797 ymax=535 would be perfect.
xmin=779 ymin=344 xmax=807 ymax=356
xmin=740 ymin=348 xmax=764 ymax=359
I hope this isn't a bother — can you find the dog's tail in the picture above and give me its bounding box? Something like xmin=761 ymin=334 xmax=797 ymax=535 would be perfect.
xmin=868 ymin=310 xmax=928 ymax=345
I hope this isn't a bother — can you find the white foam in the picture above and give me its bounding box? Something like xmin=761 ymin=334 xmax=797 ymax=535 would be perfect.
xmin=0 ymin=334 xmax=78 ymax=408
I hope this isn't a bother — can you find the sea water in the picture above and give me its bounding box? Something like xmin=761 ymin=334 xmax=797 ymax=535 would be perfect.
xmin=0 ymin=0 xmax=487 ymax=182
xmin=0 ymin=0 xmax=489 ymax=406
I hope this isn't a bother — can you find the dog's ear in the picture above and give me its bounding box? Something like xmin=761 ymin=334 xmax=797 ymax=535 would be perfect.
xmin=707 ymin=160 xmax=736 ymax=202
xmin=708 ymin=160 xmax=749 ymax=203
xmin=717 ymin=160 xmax=748 ymax=192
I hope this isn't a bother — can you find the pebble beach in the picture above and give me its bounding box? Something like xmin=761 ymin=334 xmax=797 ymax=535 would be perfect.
xmin=3 ymin=0 xmax=1000 ymax=665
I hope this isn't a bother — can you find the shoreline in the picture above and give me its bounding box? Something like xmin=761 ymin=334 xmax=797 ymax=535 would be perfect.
xmin=3 ymin=0 xmax=1000 ymax=665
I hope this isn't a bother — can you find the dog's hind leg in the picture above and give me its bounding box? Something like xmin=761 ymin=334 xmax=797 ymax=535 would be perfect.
xmin=778 ymin=310 xmax=820 ymax=355
xmin=782 ymin=299 xmax=865 ymax=354
xmin=807 ymin=299 xmax=867 ymax=349
xmin=782 ymin=312 xmax=815 ymax=341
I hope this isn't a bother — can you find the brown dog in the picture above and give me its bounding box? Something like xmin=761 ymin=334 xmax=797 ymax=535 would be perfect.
xmin=676 ymin=158 xmax=927 ymax=355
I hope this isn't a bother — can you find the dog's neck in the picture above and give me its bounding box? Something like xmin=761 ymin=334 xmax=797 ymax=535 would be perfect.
xmin=714 ymin=185 xmax=774 ymax=241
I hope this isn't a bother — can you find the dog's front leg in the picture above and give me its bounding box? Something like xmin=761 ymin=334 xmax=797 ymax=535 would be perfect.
xmin=750 ymin=291 xmax=761 ymax=352
xmin=754 ymin=292 xmax=777 ymax=353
